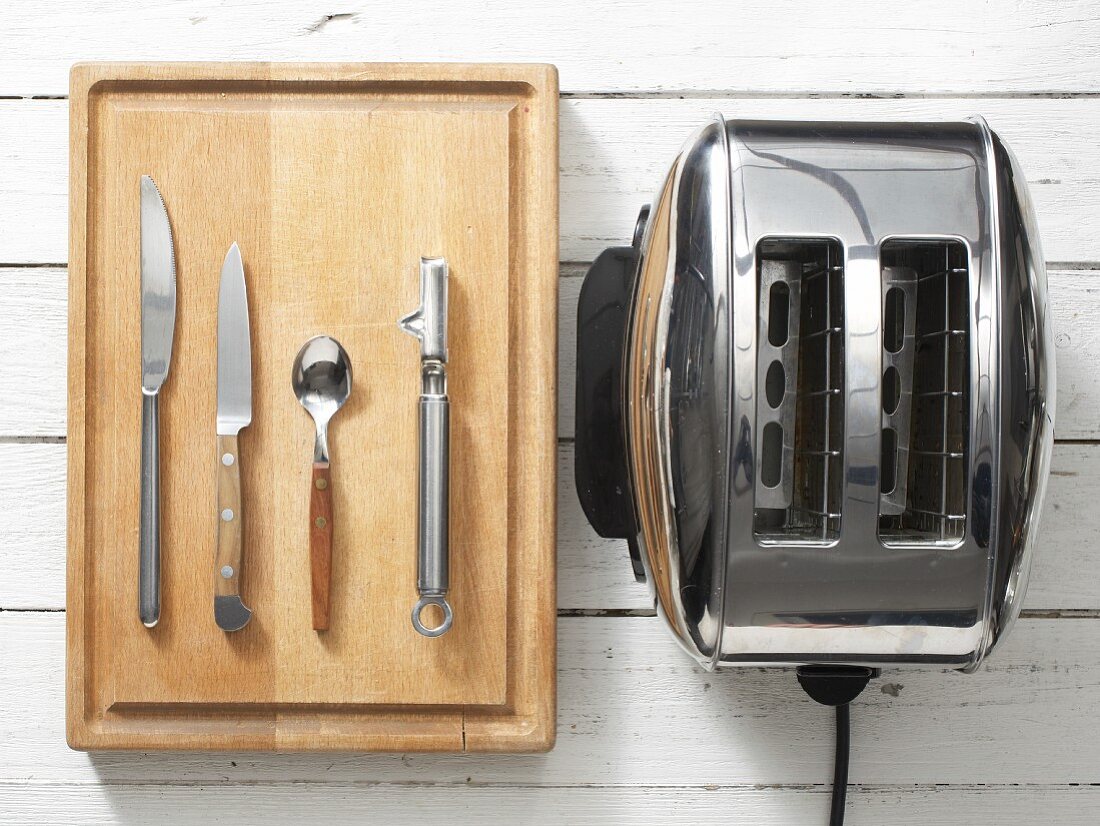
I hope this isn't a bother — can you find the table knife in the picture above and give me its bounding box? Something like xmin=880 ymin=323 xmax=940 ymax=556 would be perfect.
xmin=214 ymin=242 xmax=254 ymax=632
xmin=139 ymin=175 xmax=176 ymax=628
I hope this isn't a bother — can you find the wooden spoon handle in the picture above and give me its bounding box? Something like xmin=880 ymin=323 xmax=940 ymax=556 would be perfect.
xmin=310 ymin=462 xmax=333 ymax=630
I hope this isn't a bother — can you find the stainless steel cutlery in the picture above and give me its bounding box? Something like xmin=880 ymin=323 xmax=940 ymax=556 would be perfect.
xmin=399 ymin=257 xmax=453 ymax=637
xmin=213 ymin=242 xmax=254 ymax=632
xmin=136 ymin=177 xmax=453 ymax=637
xmin=138 ymin=175 xmax=177 ymax=628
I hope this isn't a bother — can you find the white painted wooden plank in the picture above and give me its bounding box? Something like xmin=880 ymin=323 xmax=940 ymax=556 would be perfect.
xmin=1 ymin=612 xmax=1098 ymax=785
xmin=0 ymin=444 xmax=66 ymax=610
xmin=3 ymin=266 xmax=1098 ymax=439
xmin=1 ymin=1 xmax=1099 ymax=96
xmin=3 ymin=439 xmax=1096 ymax=612
xmin=3 ymin=98 xmax=1100 ymax=265
xmin=0 ymin=103 xmax=66 ymax=265
xmin=561 ymin=97 xmax=1100 ymax=264
xmin=1 ymin=783 xmax=1098 ymax=826
xmin=0 ymin=269 xmax=67 ymax=435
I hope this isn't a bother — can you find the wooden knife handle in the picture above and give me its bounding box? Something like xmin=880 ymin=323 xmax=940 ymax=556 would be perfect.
xmin=215 ymin=434 xmax=244 ymax=598
xmin=310 ymin=462 xmax=333 ymax=630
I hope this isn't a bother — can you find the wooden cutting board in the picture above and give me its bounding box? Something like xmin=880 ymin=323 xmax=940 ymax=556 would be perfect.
xmin=66 ymin=62 xmax=557 ymax=751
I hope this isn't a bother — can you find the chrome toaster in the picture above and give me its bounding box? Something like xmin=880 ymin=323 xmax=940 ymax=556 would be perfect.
xmin=575 ymin=115 xmax=1055 ymax=671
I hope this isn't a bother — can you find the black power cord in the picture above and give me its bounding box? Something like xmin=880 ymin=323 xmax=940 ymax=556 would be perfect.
xmin=830 ymin=703 xmax=851 ymax=825
xmin=796 ymin=665 xmax=879 ymax=826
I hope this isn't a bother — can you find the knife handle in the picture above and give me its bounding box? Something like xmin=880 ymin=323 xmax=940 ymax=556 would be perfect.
xmin=139 ymin=392 xmax=160 ymax=628
xmin=215 ymin=435 xmax=245 ymax=600
xmin=310 ymin=462 xmax=333 ymax=630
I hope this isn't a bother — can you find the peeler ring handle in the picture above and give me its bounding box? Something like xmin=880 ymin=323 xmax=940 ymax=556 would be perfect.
xmin=412 ymin=596 xmax=453 ymax=637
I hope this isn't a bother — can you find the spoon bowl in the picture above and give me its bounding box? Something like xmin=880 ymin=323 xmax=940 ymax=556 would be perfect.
xmin=293 ymin=336 xmax=352 ymax=460
xmin=293 ymin=336 xmax=351 ymax=425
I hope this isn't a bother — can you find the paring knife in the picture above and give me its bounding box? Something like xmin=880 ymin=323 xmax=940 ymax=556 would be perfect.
xmin=214 ymin=242 xmax=254 ymax=632
xmin=139 ymin=175 xmax=177 ymax=628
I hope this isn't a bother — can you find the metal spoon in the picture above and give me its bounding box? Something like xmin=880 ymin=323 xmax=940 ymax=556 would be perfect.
xmin=292 ymin=335 xmax=352 ymax=631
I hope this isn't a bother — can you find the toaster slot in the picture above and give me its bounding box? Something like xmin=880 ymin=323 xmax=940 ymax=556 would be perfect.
xmin=878 ymin=239 xmax=969 ymax=546
xmin=754 ymin=238 xmax=844 ymax=544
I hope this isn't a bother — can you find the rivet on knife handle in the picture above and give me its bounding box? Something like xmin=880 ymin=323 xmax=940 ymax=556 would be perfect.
xmin=399 ymin=257 xmax=453 ymax=637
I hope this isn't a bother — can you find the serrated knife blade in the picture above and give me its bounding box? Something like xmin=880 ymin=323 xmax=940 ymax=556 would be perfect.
xmin=138 ymin=175 xmax=176 ymax=628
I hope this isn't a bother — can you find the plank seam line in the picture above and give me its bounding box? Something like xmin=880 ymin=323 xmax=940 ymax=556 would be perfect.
xmin=6 ymin=91 xmax=1100 ymax=102
xmin=0 ymin=780 xmax=1095 ymax=790
xmin=4 ymin=608 xmax=1098 ymax=618
xmin=559 ymin=262 xmax=1100 ymax=276
xmin=559 ymin=608 xmax=657 ymax=618
xmin=1018 ymin=609 xmax=1100 ymax=619
xmin=9 ymin=436 xmax=1100 ymax=447
xmin=1 ymin=260 xmax=1095 ymax=271
xmin=0 ymin=607 xmax=64 ymax=613
xmin=563 ymin=91 xmax=1100 ymax=100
